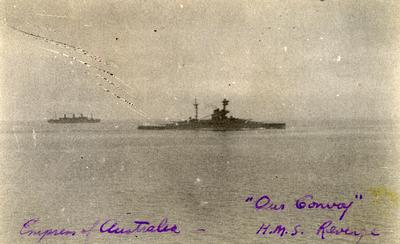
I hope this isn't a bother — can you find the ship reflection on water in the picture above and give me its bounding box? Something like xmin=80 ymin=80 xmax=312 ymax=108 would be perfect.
xmin=138 ymin=99 xmax=285 ymax=130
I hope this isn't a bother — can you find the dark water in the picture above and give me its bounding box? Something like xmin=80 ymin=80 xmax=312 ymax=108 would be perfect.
xmin=0 ymin=121 xmax=399 ymax=243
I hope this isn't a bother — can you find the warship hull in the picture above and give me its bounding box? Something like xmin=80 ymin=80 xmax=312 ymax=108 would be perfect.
xmin=138 ymin=121 xmax=285 ymax=130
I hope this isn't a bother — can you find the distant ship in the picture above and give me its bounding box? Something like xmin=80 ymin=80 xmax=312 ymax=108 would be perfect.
xmin=138 ymin=99 xmax=285 ymax=130
xmin=48 ymin=113 xmax=100 ymax=124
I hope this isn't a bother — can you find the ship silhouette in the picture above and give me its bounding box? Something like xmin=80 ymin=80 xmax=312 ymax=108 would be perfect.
xmin=138 ymin=99 xmax=285 ymax=130
xmin=48 ymin=113 xmax=100 ymax=124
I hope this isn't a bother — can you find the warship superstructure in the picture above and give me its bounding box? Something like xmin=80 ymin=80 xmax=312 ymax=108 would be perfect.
xmin=48 ymin=113 xmax=100 ymax=123
xmin=138 ymin=99 xmax=285 ymax=130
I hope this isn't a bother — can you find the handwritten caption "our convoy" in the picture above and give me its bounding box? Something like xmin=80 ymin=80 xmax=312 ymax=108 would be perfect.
xmin=245 ymin=193 xmax=380 ymax=243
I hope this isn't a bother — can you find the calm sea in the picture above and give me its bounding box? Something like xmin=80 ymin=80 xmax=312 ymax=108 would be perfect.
xmin=0 ymin=121 xmax=399 ymax=243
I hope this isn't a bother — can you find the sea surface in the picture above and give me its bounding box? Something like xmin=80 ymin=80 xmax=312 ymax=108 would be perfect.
xmin=0 ymin=121 xmax=399 ymax=244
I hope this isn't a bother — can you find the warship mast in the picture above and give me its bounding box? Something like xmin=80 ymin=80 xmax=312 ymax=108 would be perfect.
xmin=222 ymin=98 xmax=229 ymax=110
xmin=193 ymin=98 xmax=199 ymax=121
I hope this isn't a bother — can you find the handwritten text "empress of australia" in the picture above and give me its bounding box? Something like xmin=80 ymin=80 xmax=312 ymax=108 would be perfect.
xmin=20 ymin=217 xmax=180 ymax=242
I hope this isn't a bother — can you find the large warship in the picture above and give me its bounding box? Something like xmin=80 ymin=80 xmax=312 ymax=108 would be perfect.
xmin=138 ymin=99 xmax=285 ymax=130
xmin=48 ymin=113 xmax=100 ymax=124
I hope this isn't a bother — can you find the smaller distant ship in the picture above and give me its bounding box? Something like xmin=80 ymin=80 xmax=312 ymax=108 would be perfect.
xmin=47 ymin=113 xmax=100 ymax=124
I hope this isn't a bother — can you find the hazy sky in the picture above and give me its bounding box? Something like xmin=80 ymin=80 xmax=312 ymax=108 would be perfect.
xmin=1 ymin=0 xmax=399 ymax=121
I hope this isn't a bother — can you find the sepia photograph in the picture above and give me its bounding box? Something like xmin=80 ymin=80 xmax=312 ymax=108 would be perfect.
xmin=0 ymin=0 xmax=399 ymax=243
